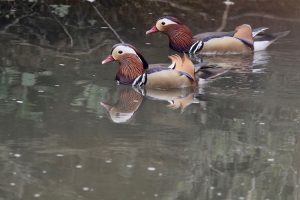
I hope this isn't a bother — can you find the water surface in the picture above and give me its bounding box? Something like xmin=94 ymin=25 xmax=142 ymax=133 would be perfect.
xmin=0 ymin=0 xmax=300 ymax=199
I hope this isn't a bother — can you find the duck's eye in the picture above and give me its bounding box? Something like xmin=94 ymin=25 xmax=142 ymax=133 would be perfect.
xmin=161 ymin=22 xmax=165 ymax=25
xmin=118 ymin=50 xmax=123 ymax=54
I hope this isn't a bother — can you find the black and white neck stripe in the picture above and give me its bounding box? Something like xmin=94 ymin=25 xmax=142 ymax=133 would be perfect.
xmin=189 ymin=40 xmax=204 ymax=54
xmin=132 ymin=73 xmax=147 ymax=87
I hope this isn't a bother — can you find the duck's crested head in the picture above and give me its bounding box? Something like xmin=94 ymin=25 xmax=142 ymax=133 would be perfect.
xmin=102 ymin=43 xmax=148 ymax=69
xmin=102 ymin=43 xmax=138 ymax=64
xmin=146 ymin=16 xmax=182 ymax=34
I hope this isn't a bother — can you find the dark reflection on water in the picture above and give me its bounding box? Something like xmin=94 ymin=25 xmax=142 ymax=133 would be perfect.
xmin=0 ymin=0 xmax=300 ymax=199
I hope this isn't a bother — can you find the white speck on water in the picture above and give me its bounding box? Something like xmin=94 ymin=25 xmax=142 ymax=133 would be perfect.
xmin=56 ymin=154 xmax=64 ymax=157
xmin=154 ymin=194 xmax=158 ymax=197
xmin=12 ymin=98 xmax=16 ymax=101
xmin=241 ymin=182 xmax=245 ymax=186
xmin=54 ymin=84 xmax=60 ymax=87
xmin=296 ymin=185 xmax=299 ymax=188
xmin=239 ymin=197 xmax=245 ymax=200
xmin=105 ymin=159 xmax=112 ymax=163
xmin=158 ymin=173 xmax=163 ymax=176
xmin=10 ymin=182 xmax=16 ymax=186
xmin=33 ymin=193 xmax=41 ymax=198
xmin=223 ymin=0 xmax=235 ymax=5
xmin=59 ymin=63 xmax=65 ymax=66
xmin=126 ymin=164 xmax=133 ymax=168
xmin=12 ymin=172 xmax=17 ymax=175
xmin=86 ymin=0 xmax=95 ymax=2
xmin=267 ymin=158 xmax=275 ymax=162
xmin=145 ymin=42 xmax=151 ymax=45
xmin=210 ymin=186 xmax=215 ymax=190
xmin=148 ymin=12 xmax=153 ymax=15
xmin=147 ymin=167 xmax=156 ymax=171
xmin=16 ymin=101 xmax=23 ymax=104
xmin=133 ymin=100 xmax=139 ymax=102
xmin=38 ymin=90 xmax=44 ymax=93
xmin=101 ymin=26 xmax=109 ymax=29
xmin=132 ymin=27 xmax=136 ymax=30
xmin=76 ymin=165 xmax=83 ymax=169
xmin=217 ymin=192 xmax=222 ymax=196
xmin=241 ymin=122 xmax=245 ymax=125
xmin=42 ymin=170 xmax=47 ymax=174
xmin=82 ymin=187 xmax=90 ymax=191
xmin=14 ymin=154 xmax=21 ymax=158
xmin=99 ymin=115 xmax=103 ymax=119
xmin=259 ymin=122 xmax=265 ymax=125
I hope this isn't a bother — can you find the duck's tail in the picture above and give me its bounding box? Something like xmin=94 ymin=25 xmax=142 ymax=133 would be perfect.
xmin=254 ymin=30 xmax=290 ymax=51
xmin=252 ymin=27 xmax=268 ymax=37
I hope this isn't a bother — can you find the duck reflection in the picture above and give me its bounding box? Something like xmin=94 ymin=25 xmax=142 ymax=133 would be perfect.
xmin=101 ymin=86 xmax=208 ymax=123
xmin=100 ymin=86 xmax=143 ymax=124
xmin=191 ymin=51 xmax=270 ymax=73
xmin=143 ymin=87 xmax=204 ymax=112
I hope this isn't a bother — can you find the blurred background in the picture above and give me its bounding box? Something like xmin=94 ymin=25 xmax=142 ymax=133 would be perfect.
xmin=0 ymin=0 xmax=300 ymax=199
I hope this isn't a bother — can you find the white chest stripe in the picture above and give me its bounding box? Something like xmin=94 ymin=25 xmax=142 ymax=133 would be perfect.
xmin=132 ymin=73 xmax=147 ymax=87
xmin=189 ymin=41 xmax=204 ymax=54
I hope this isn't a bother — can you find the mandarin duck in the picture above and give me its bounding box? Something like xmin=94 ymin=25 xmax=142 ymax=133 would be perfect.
xmin=101 ymin=43 xmax=226 ymax=90
xmin=146 ymin=16 xmax=290 ymax=54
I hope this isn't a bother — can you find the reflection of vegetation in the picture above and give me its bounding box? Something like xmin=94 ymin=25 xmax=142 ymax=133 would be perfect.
xmin=71 ymin=82 xmax=110 ymax=116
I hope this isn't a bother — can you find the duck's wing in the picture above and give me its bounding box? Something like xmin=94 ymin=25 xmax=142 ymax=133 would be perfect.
xmin=194 ymin=27 xmax=268 ymax=42
xmin=146 ymin=69 xmax=194 ymax=89
xmin=193 ymin=31 xmax=232 ymax=41
xmin=148 ymin=63 xmax=170 ymax=69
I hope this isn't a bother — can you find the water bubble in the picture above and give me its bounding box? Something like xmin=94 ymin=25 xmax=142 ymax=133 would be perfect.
xmin=33 ymin=193 xmax=41 ymax=198
xmin=158 ymin=173 xmax=163 ymax=176
xmin=147 ymin=167 xmax=156 ymax=171
xmin=42 ymin=170 xmax=47 ymax=174
xmin=259 ymin=122 xmax=265 ymax=125
xmin=217 ymin=192 xmax=222 ymax=196
xmin=59 ymin=63 xmax=65 ymax=66
xmin=210 ymin=186 xmax=215 ymax=190
xmin=145 ymin=43 xmax=151 ymax=45
xmin=56 ymin=154 xmax=64 ymax=157
xmin=267 ymin=158 xmax=275 ymax=162
xmin=10 ymin=183 xmax=16 ymax=186
xmin=82 ymin=187 xmax=90 ymax=191
xmin=14 ymin=154 xmax=21 ymax=158
xmin=38 ymin=90 xmax=45 ymax=93
xmin=105 ymin=159 xmax=112 ymax=163
xmin=154 ymin=194 xmax=158 ymax=197
xmin=126 ymin=164 xmax=133 ymax=168
xmin=16 ymin=101 xmax=23 ymax=104
xmin=76 ymin=165 xmax=82 ymax=169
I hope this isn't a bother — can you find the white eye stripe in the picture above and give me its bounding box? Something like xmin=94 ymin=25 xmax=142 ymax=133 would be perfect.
xmin=112 ymin=46 xmax=137 ymax=55
xmin=112 ymin=45 xmax=137 ymax=59
xmin=158 ymin=18 xmax=177 ymax=26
